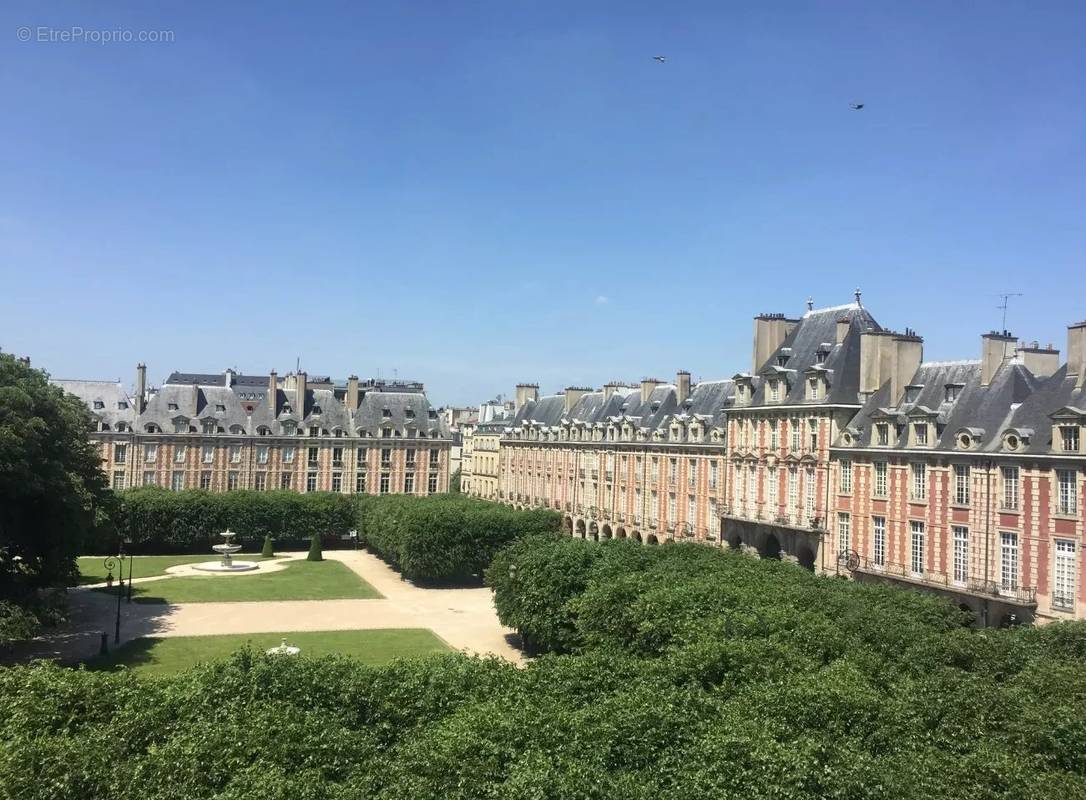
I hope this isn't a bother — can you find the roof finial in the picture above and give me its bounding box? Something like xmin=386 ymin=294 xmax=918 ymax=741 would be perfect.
xmin=854 ymin=287 xmax=862 ymax=306
xmin=806 ymin=296 xmax=814 ymax=311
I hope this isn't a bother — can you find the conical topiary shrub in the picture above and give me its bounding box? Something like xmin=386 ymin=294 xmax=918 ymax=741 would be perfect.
xmin=261 ymin=535 xmax=275 ymax=558
xmin=307 ymin=533 xmax=323 ymax=562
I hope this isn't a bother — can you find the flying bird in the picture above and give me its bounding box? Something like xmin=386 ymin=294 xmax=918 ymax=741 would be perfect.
xmin=653 ymin=55 xmax=667 ymax=63
xmin=850 ymin=102 xmax=864 ymax=110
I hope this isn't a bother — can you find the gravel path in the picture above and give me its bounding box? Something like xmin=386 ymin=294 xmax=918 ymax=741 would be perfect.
xmin=1 ymin=550 xmax=523 ymax=667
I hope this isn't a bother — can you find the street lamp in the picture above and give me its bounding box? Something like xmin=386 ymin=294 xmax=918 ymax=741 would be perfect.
xmin=102 ymin=544 xmax=127 ymax=644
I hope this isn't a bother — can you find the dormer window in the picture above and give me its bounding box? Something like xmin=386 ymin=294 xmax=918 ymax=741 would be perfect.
xmin=815 ymin=350 xmax=828 ymax=364
xmin=405 ymin=409 xmax=415 ymax=419
xmin=216 ymin=404 xmax=226 ymax=413
xmin=93 ymin=400 xmax=104 ymax=409
xmin=202 ymin=420 xmax=216 ymax=434
xmin=806 ymin=377 xmax=821 ymax=401
xmin=382 ymin=427 xmax=392 ymax=437
xmin=428 ymin=410 xmax=437 ymax=419
xmin=945 ymin=385 xmax=962 ymax=403
xmin=1003 ymin=433 xmax=1020 ymax=451
xmin=312 ymin=405 xmax=322 ymax=416
xmin=117 ymin=401 xmax=128 ymax=410
xmin=768 ymin=380 xmax=780 ymax=402
xmin=309 ymin=426 xmax=320 ymax=437
xmin=168 ymin=403 xmax=179 ymax=411
xmin=776 ymin=354 xmax=789 ymax=367
xmin=1061 ymin=425 xmax=1081 ymax=453
xmin=876 ymin=423 xmax=890 ymax=446
xmin=282 ymin=422 xmax=296 ymax=436
xmin=904 ymin=386 xmax=921 ymax=404
xmin=913 ymin=422 xmax=928 ymax=446
xmin=957 ymin=432 xmax=974 ymax=450
xmin=382 ymin=408 xmax=391 ymax=419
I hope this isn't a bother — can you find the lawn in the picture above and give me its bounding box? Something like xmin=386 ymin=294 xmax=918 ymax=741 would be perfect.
xmin=93 ymin=559 xmax=382 ymax=603
xmin=86 ymin=629 xmax=449 ymax=676
xmin=77 ymin=554 xmax=277 ymax=584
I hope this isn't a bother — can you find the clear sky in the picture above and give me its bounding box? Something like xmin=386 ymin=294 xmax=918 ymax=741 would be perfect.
xmin=2 ymin=1 xmax=1084 ymax=406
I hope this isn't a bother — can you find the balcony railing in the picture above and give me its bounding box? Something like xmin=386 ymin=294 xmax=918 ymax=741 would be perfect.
xmin=852 ymin=558 xmax=1038 ymax=605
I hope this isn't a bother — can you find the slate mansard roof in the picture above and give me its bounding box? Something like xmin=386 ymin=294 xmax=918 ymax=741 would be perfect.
xmin=59 ymin=370 xmax=449 ymax=440
xmin=505 ymin=378 xmax=735 ymax=440
xmin=744 ymin=302 xmax=883 ymax=407
xmin=51 ymin=380 xmax=136 ymax=431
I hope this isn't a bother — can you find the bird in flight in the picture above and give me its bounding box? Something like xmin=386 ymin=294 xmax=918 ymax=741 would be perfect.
xmin=653 ymin=55 xmax=667 ymax=63
xmin=850 ymin=102 xmax=864 ymax=110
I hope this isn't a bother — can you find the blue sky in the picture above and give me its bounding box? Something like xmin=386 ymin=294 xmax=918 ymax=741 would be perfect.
xmin=2 ymin=1 xmax=1084 ymax=406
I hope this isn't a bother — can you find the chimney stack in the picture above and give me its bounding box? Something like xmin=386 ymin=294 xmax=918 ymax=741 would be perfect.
xmin=676 ymin=370 xmax=691 ymax=405
xmin=1016 ymin=343 xmax=1060 ymax=379
xmin=836 ymin=316 xmax=850 ymax=345
xmin=564 ymin=386 xmax=590 ymax=414
xmin=267 ymin=370 xmax=278 ymax=414
xmin=346 ymin=375 xmax=360 ymax=412
xmin=752 ymin=313 xmax=798 ymax=372
xmin=860 ymin=329 xmax=924 ymax=403
xmin=135 ymin=362 xmax=147 ymax=414
xmin=515 ymin=383 xmax=540 ymax=412
xmin=603 ymin=381 xmax=622 ymax=402
xmin=640 ymin=377 xmax=661 ymax=405
xmin=1068 ymin=321 xmax=1086 ymax=389
xmin=295 ymin=371 xmax=307 ymax=416
xmin=981 ymin=331 xmax=1016 ymax=387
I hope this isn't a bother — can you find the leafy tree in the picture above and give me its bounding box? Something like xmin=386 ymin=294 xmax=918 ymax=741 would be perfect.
xmin=0 ymin=354 xmax=112 ymax=604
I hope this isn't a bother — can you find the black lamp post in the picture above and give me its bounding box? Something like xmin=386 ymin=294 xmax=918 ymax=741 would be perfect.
xmin=103 ymin=545 xmax=127 ymax=644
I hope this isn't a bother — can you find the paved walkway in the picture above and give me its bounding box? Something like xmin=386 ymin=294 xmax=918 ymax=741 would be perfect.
xmin=1 ymin=550 xmax=523 ymax=667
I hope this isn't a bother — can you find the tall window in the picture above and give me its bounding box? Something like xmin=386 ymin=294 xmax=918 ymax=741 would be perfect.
xmin=256 ymin=445 xmax=269 ymax=464
xmin=144 ymin=444 xmax=157 ymax=463
xmin=1002 ymin=466 xmax=1019 ymax=510
xmin=175 ymin=445 xmax=187 ymax=464
xmin=1000 ymin=532 xmax=1019 ymax=592
xmin=769 ymin=419 xmax=779 ymax=449
xmin=688 ymin=459 xmax=696 ymax=489
xmin=790 ymin=419 xmax=800 ymax=451
xmin=839 ymin=460 xmax=852 ymax=493
xmin=227 ymin=472 xmax=240 ymax=491
xmin=687 ymin=495 xmax=696 ymax=525
xmin=254 ymin=473 xmax=266 ymax=491
xmin=332 ymin=473 xmax=343 ymax=493
xmin=171 ymin=471 xmax=185 ymax=491
xmin=910 ymin=521 xmax=925 ymax=575
xmin=710 ymin=462 xmax=719 ymax=489
xmin=953 ymin=526 xmax=969 ymax=584
xmin=356 ymin=472 xmax=367 ymax=493
xmin=1060 ymin=426 xmax=1080 ymax=452
xmin=114 ymin=444 xmax=127 ymax=464
xmin=202 ymin=444 xmax=214 ymax=464
xmin=1058 ymin=469 xmax=1078 ymax=515
xmin=910 ymin=463 xmax=927 ymax=500
xmin=199 ymin=471 xmax=212 ymax=490
xmin=954 ymin=465 xmax=970 ymax=505
xmin=229 ymin=445 xmax=242 ymax=464
xmin=428 ymin=473 xmax=438 ymax=493
xmin=837 ymin=513 xmax=851 ymax=556
xmin=283 ymin=446 xmax=295 ymax=463
xmin=747 ymin=466 xmax=757 ymax=507
xmin=767 ymin=468 xmax=779 ymax=508
xmin=308 ymin=447 xmax=319 ymax=465
xmin=872 ymin=516 xmax=886 ymax=567
xmin=805 ymin=467 xmax=815 ymax=520
xmin=874 ymin=462 xmax=888 ymax=497
xmin=1054 ymin=540 xmax=1077 ymax=610
xmin=787 ymin=467 xmax=798 ymax=514
xmin=306 ymin=472 xmax=317 ymax=492
xmin=379 ymin=473 xmax=390 ymax=495
xmin=650 ymin=491 xmax=659 ymax=521
xmin=112 ymin=471 xmax=126 ymax=490
xmin=876 ymin=423 xmax=889 ymax=446
xmin=913 ymin=422 xmax=928 ymax=446
xmin=280 ymin=473 xmax=292 ymax=490
xmin=769 ymin=380 xmax=779 ymax=402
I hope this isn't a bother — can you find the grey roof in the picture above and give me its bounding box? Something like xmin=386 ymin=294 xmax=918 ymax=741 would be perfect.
xmin=508 ymin=379 xmax=734 ymax=438
xmin=52 ymin=380 xmax=136 ymax=432
xmin=747 ymin=303 xmax=882 ymax=406
xmin=1003 ymin=364 xmax=1086 ymax=454
xmin=838 ymin=358 xmax=1048 ymax=452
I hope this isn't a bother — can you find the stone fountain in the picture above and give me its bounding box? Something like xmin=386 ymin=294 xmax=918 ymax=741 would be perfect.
xmin=192 ymin=529 xmax=260 ymax=573
xmin=266 ymin=637 xmax=300 ymax=656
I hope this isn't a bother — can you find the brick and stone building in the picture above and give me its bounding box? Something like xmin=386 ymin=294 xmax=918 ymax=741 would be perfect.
xmin=54 ymin=367 xmax=451 ymax=496
xmin=487 ymin=295 xmax=1086 ymax=625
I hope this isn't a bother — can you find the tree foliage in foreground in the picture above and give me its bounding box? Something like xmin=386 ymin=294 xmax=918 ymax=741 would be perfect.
xmin=3 ymin=538 xmax=1086 ymax=797
xmin=0 ymin=354 xmax=113 ymax=640
xmin=355 ymin=495 xmax=560 ymax=583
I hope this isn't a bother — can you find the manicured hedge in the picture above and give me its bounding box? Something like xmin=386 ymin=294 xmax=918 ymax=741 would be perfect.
xmin=355 ymin=495 xmax=561 ymax=583
xmin=92 ymin=488 xmax=357 ymax=554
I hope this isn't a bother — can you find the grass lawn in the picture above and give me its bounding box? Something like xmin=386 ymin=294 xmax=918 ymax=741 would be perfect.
xmin=78 ymin=554 xmax=277 ymax=584
xmin=92 ymin=559 xmax=382 ymax=603
xmin=86 ymin=629 xmax=449 ymax=676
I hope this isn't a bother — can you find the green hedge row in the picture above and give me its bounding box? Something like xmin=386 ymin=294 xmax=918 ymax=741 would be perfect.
xmin=3 ymin=540 xmax=1086 ymax=798
xmin=355 ymin=495 xmax=560 ymax=583
xmin=91 ymin=487 xmax=357 ymax=554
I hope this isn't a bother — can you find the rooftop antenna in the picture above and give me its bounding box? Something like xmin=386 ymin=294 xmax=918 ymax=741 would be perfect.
xmin=295 ymin=356 xmax=300 ymax=373
xmin=997 ymin=292 xmax=1023 ymax=331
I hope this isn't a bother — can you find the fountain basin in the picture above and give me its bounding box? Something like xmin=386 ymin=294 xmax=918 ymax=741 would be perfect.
xmin=191 ymin=560 xmax=260 ymax=573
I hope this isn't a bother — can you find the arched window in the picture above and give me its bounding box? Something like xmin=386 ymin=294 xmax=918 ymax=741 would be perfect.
xmin=145 ymin=423 xmax=160 ymax=433
xmin=229 ymin=425 xmax=245 ymax=435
